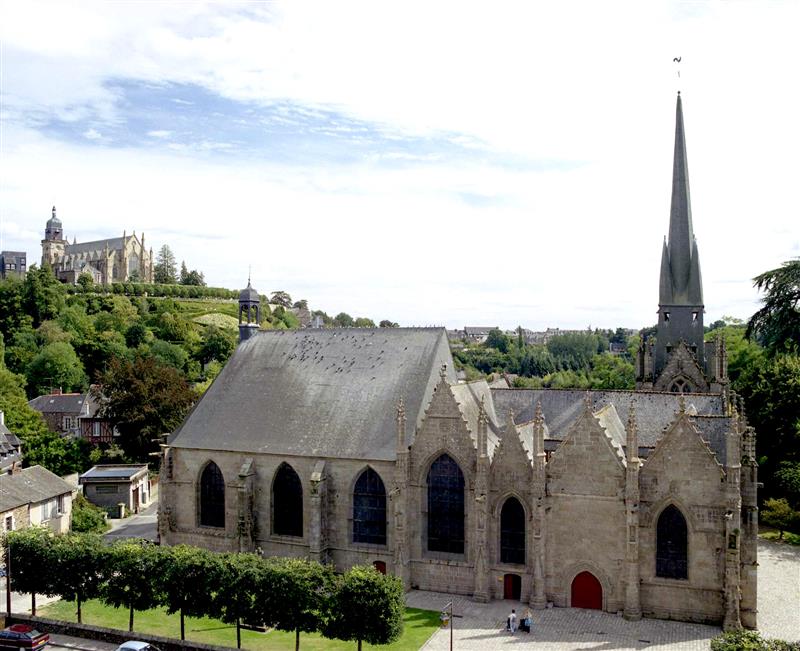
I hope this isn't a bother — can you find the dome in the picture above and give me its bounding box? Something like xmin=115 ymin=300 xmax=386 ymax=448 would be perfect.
xmin=47 ymin=206 xmax=62 ymax=227
xmin=239 ymin=283 xmax=260 ymax=303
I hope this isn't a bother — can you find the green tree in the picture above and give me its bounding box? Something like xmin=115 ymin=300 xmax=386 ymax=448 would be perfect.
xmin=379 ymin=320 xmax=399 ymax=328
xmin=333 ymin=312 xmax=354 ymax=328
xmin=71 ymin=494 xmax=111 ymax=534
xmin=485 ymin=329 xmax=510 ymax=353
xmin=21 ymin=429 xmax=89 ymax=476
xmin=270 ymin=291 xmax=293 ymax=308
xmin=26 ymin=341 xmax=88 ymax=397
xmin=354 ymin=317 xmax=376 ymax=328
xmin=77 ymin=272 xmax=94 ymax=291
xmin=7 ymin=526 xmax=57 ymax=615
xmin=124 ymin=321 xmax=150 ymax=348
xmin=93 ymin=356 xmax=196 ymax=461
xmin=180 ymin=269 xmax=205 ymax=286
xmin=588 ymin=353 xmax=635 ymax=390
xmin=262 ymin=558 xmax=334 ymax=651
xmin=0 ymin=277 xmax=30 ymax=341
xmin=746 ymin=258 xmax=800 ymax=355
xmin=51 ymin=533 xmax=107 ymax=623
xmin=324 ymin=566 xmax=404 ymax=651
xmin=154 ymin=245 xmax=178 ymax=284
xmin=761 ymin=498 xmax=799 ymax=540
xmin=199 ymin=326 xmax=236 ymax=365
xmin=179 ymin=261 xmax=189 ymax=284
xmin=101 ymin=540 xmax=166 ymax=631
xmin=547 ymin=332 xmax=600 ymax=371
xmin=149 ymin=339 xmax=189 ymax=371
xmin=215 ymin=553 xmax=265 ymax=649
xmin=159 ymin=545 xmax=223 ymax=640
xmin=23 ymin=263 xmax=66 ymax=328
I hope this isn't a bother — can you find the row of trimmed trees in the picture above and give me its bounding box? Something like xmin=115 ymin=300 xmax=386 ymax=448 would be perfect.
xmin=6 ymin=529 xmax=404 ymax=651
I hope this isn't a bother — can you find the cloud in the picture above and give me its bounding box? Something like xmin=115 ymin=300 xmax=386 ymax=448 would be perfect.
xmin=83 ymin=128 xmax=103 ymax=140
xmin=147 ymin=130 xmax=172 ymax=138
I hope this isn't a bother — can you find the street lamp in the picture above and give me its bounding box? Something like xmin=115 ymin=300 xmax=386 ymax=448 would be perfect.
xmin=441 ymin=601 xmax=453 ymax=651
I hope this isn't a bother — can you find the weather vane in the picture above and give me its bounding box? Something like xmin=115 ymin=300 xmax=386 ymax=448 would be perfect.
xmin=673 ymin=56 xmax=682 ymax=79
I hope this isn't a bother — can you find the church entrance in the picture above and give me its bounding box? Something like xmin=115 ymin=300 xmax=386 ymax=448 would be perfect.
xmin=571 ymin=571 xmax=602 ymax=609
xmin=503 ymin=574 xmax=521 ymax=600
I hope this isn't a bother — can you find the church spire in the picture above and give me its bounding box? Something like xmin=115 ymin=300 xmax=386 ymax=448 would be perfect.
xmin=660 ymin=93 xmax=703 ymax=306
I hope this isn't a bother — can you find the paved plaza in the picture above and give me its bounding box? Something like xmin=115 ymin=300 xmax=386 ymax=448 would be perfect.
xmin=413 ymin=539 xmax=800 ymax=650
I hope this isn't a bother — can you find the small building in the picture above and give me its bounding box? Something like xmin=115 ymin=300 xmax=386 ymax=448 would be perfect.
xmin=0 ymin=251 xmax=27 ymax=280
xmin=463 ymin=326 xmax=499 ymax=343
xmin=0 ymin=466 xmax=74 ymax=534
xmin=80 ymin=465 xmax=150 ymax=515
xmin=0 ymin=411 xmax=23 ymax=473
xmin=28 ymin=390 xmax=116 ymax=444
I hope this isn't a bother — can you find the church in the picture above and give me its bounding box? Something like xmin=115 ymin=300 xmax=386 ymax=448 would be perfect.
xmin=159 ymin=95 xmax=757 ymax=630
xmin=41 ymin=207 xmax=154 ymax=284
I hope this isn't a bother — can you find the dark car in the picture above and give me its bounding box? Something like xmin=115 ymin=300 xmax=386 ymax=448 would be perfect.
xmin=0 ymin=624 xmax=49 ymax=650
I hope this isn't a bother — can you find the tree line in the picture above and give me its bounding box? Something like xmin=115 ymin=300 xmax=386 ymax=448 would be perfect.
xmin=7 ymin=528 xmax=404 ymax=651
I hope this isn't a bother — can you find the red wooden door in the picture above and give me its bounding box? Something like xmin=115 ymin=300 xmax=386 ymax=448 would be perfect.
xmin=503 ymin=574 xmax=521 ymax=600
xmin=373 ymin=561 xmax=387 ymax=574
xmin=571 ymin=571 xmax=602 ymax=609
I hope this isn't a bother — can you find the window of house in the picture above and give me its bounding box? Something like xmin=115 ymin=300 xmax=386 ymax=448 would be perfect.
xmin=96 ymin=485 xmax=118 ymax=494
xmin=500 ymin=497 xmax=526 ymax=564
xmin=199 ymin=461 xmax=225 ymax=528
xmin=427 ymin=454 xmax=465 ymax=554
xmin=273 ymin=463 xmax=303 ymax=536
xmin=92 ymin=422 xmax=102 ymax=437
xmin=4 ymin=516 xmax=12 ymax=531
xmin=656 ymin=505 xmax=688 ymax=579
xmin=353 ymin=467 xmax=387 ymax=545
xmin=56 ymin=494 xmax=65 ymax=515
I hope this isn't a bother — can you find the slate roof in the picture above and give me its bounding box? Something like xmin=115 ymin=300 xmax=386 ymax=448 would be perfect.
xmin=28 ymin=392 xmax=100 ymax=416
xmin=0 ymin=466 xmax=73 ymax=513
xmin=170 ymin=328 xmax=455 ymax=460
xmin=80 ymin=464 xmax=149 ymax=482
xmin=450 ymin=381 xmax=501 ymax=456
xmin=491 ymin=388 xmax=731 ymax=459
xmin=64 ymin=236 xmax=126 ymax=256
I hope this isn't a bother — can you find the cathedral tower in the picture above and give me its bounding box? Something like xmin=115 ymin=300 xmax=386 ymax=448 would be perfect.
xmin=238 ymin=279 xmax=261 ymax=343
xmin=41 ymin=206 xmax=66 ymax=267
xmin=638 ymin=94 xmax=717 ymax=392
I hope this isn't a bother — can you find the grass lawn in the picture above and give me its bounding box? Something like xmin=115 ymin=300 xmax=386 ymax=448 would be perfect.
xmin=40 ymin=599 xmax=440 ymax=651
xmin=759 ymin=529 xmax=800 ymax=546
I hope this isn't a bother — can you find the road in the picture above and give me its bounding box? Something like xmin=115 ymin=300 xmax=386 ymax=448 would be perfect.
xmin=103 ymin=498 xmax=159 ymax=542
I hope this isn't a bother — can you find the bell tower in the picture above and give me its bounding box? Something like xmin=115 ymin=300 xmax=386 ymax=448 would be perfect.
xmin=238 ymin=278 xmax=261 ymax=343
xmin=41 ymin=206 xmax=66 ymax=268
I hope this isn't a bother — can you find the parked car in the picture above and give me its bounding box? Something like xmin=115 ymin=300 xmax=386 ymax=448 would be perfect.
xmin=115 ymin=643 xmax=162 ymax=651
xmin=0 ymin=624 xmax=49 ymax=650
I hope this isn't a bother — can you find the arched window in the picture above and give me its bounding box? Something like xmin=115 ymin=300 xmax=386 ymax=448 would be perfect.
xmin=656 ymin=504 xmax=688 ymax=579
xmin=273 ymin=463 xmax=303 ymax=537
xmin=199 ymin=461 xmax=225 ymax=528
xmin=353 ymin=468 xmax=387 ymax=545
xmin=427 ymin=454 xmax=465 ymax=554
xmin=500 ymin=497 xmax=525 ymax=564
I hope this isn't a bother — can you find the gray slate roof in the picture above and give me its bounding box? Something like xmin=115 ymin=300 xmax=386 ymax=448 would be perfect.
xmin=491 ymin=388 xmax=730 ymax=459
xmin=29 ymin=392 xmax=98 ymax=416
xmin=80 ymin=464 xmax=149 ymax=482
xmin=64 ymin=236 xmax=126 ymax=256
xmin=0 ymin=466 xmax=73 ymax=513
xmin=170 ymin=328 xmax=455 ymax=460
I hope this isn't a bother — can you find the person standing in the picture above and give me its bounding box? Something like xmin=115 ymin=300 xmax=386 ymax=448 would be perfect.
xmin=509 ymin=608 xmax=517 ymax=634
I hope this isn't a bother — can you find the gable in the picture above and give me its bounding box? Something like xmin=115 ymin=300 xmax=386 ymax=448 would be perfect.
xmin=654 ymin=341 xmax=709 ymax=392
xmin=490 ymin=420 xmax=533 ymax=490
xmin=547 ymin=408 xmax=625 ymax=497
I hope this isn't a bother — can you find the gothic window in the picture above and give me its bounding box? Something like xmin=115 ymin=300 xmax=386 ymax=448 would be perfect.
xmin=273 ymin=463 xmax=303 ymax=537
xmin=427 ymin=454 xmax=465 ymax=554
xmin=353 ymin=467 xmax=387 ymax=545
xmin=199 ymin=461 xmax=225 ymax=528
xmin=664 ymin=312 xmax=671 ymax=322
xmin=500 ymin=497 xmax=526 ymax=565
xmin=656 ymin=504 xmax=688 ymax=579
xmin=670 ymin=378 xmax=691 ymax=393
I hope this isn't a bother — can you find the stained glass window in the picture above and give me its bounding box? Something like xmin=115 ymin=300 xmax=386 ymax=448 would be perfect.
xmin=273 ymin=463 xmax=303 ymax=537
xmin=427 ymin=454 xmax=465 ymax=554
xmin=199 ymin=461 xmax=225 ymax=528
xmin=500 ymin=497 xmax=525 ymax=564
xmin=353 ymin=468 xmax=386 ymax=545
xmin=656 ymin=504 xmax=688 ymax=579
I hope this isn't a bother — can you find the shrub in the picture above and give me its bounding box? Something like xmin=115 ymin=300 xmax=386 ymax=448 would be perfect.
xmin=711 ymin=630 xmax=800 ymax=651
xmin=71 ymin=494 xmax=110 ymax=533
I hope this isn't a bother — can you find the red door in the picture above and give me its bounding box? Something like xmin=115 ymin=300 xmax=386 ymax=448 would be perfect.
xmin=571 ymin=571 xmax=602 ymax=609
xmin=503 ymin=574 xmax=521 ymax=600
xmin=373 ymin=561 xmax=386 ymax=574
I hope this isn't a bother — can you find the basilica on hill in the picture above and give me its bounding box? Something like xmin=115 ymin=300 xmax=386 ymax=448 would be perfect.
xmin=159 ymin=94 xmax=757 ymax=630
xmin=41 ymin=207 xmax=154 ymax=285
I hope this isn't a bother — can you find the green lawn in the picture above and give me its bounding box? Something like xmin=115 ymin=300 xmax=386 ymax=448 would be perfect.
xmin=40 ymin=599 xmax=440 ymax=651
xmin=759 ymin=529 xmax=800 ymax=546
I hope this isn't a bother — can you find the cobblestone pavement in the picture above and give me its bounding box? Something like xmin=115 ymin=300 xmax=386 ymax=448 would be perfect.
xmin=411 ymin=539 xmax=800 ymax=650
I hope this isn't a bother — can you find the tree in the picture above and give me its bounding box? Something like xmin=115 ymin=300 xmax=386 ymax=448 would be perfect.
xmin=25 ymin=341 xmax=88 ymax=397
xmin=293 ymin=299 xmax=309 ymax=310
xmin=354 ymin=317 xmax=376 ymax=328
xmin=7 ymin=527 xmax=57 ymax=615
xmin=199 ymin=326 xmax=236 ymax=365
xmin=270 ymin=291 xmax=293 ymax=308
xmin=379 ymin=320 xmax=399 ymax=328
xmin=262 ymin=558 xmax=334 ymax=651
xmin=333 ymin=312 xmax=354 ymax=328
xmin=215 ymin=553 xmax=265 ymax=649
xmin=0 ymin=278 xmax=31 ymax=341
xmin=159 ymin=545 xmax=223 ymax=640
xmin=22 ymin=264 xmax=66 ymax=328
xmin=51 ymin=533 xmax=106 ymax=623
xmin=179 ymin=261 xmax=189 ymax=284
xmin=154 ymin=245 xmax=178 ymax=284
xmin=71 ymin=494 xmax=110 ymax=534
xmin=180 ymin=269 xmax=206 ymax=286
xmin=324 ymin=566 xmax=404 ymax=651
xmin=588 ymin=353 xmax=635 ymax=390
xmin=93 ymin=356 xmax=197 ymax=461
xmin=485 ymin=329 xmax=510 ymax=353
xmin=101 ymin=540 xmax=166 ymax=631
xmin=77 ymin=272 xmax=94 ymax=291
xmin=746 ymin=258 xmax=800 ymax=355
xmin=761 ymin=498 xmax=799 ymax=540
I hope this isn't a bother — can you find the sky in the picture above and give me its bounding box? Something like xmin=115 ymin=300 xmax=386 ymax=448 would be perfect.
xmin=1 ymin=1 xmax=798 ymax=330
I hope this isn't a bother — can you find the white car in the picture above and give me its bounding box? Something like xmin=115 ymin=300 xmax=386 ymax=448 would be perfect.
xmin=115 ymin=643 xmax=162 ymax=651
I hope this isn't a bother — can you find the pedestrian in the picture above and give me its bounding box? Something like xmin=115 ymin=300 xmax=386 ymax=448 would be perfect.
xmin=522 ymin=607 xmax=533 ymax=633
xmin=509 ymin=608 xmax=517 ymax=634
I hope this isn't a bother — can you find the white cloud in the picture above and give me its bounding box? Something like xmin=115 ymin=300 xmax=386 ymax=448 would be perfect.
xmin=0 ymin=1 xmax=798 ymax=328
xmin=83 ymin=128 xmax=102 ymax=140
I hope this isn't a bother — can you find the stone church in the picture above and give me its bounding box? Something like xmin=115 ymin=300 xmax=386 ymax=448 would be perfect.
xmin=41 ymin=207 xmax=154 ymax=284
xmin=159 ymin=95 xmax=757 ymax=630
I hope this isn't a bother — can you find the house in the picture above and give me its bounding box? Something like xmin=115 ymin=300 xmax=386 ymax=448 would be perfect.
xmin=0 ymin=411 xmax=23 ymax=473
xmin=80 ymin=465 xmax=151 ymax=515
xmin=0 ymin=466 xmax=74 ymax=534
xmin=0 ymin=251 xmax=27 ymax=280
xmin=28 ymin=390 xmax=116 ymax=444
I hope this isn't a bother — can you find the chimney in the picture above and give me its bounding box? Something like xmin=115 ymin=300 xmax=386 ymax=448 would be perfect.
xmin=0 ymin=410 xmax=4 ymax=426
